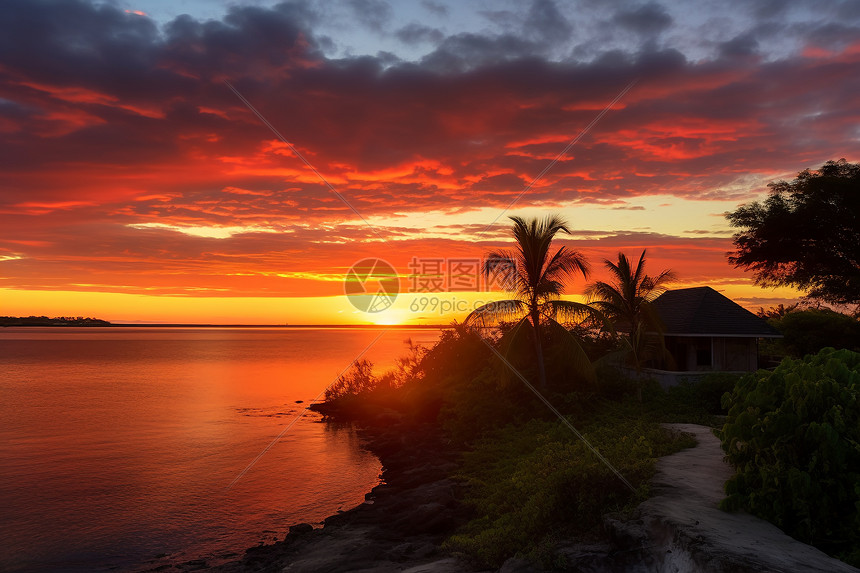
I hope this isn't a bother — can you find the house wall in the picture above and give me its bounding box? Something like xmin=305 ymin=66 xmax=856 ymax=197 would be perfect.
xmin=664 ymin=336 xmax=758 ymax=372
xmin=723 ymin=337 xmax=757 ymax=371
xmin=622 ymin=367 xmax=713 ymax=389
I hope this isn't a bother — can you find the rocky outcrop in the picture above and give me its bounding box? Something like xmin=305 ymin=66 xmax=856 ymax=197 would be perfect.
xmin=211 ymin=422 xmax=477 ymax=573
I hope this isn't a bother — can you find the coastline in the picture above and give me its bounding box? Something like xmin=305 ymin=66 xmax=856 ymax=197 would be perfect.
xmin=207 ymin=418 xmax=476 ymax=573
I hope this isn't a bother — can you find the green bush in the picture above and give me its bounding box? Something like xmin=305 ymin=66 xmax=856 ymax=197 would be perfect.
xmin=667 ymin=372 xmax=741 ymax=415
xmin=769 ymin=309 xmax=860 ymax=357
xmin=445 ymin=414 xmax=696 ymax=568
xmin=720 ymin=348 xmax=860 ymax=562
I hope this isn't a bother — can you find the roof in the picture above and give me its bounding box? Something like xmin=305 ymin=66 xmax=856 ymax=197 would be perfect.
xmin=651 ymin=286 xmax=782 ymax=338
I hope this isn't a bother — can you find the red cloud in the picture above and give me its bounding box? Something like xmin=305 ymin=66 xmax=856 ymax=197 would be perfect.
xmin=0 ymin=0 xmax=857 ymax=306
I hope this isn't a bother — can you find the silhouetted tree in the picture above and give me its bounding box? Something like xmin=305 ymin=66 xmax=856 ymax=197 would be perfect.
xmin=585 ymin=250 xmax=675 ymax=400
xmin=727 ymin=159 xmax=860 ymax=307
xmin=466 ymin=215 xmax=595 ymax=390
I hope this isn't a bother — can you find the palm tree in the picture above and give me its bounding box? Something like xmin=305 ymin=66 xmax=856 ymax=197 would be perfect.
xmin=585 ymin=250 xmax=675 ymax=399
xmin=465 ymin=215 xmax=595 ymax=390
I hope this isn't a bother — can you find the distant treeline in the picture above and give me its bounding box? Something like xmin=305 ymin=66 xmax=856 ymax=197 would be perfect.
xmin=1 ymin=316 xmax=111 ymax=327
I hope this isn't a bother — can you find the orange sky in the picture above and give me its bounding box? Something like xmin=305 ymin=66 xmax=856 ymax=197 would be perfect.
xmin=1 ymin=0 xmax=857 ymax=324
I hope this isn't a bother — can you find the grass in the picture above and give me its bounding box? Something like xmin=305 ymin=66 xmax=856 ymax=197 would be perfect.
xmin=443 ymin=398 xmax=699 ymax=569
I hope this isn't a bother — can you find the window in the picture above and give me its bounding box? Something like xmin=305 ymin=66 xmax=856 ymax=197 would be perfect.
xmin=696 ymin=339 xmax=712 ymax=367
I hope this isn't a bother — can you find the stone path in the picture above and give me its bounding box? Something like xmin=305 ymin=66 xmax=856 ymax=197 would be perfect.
xmin=622 ymin=423 xmax=859 ymax=573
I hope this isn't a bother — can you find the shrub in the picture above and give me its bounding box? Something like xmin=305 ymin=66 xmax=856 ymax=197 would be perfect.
xmin=324 ymin=358 xmax=378 ymax=401
xmin=445 ymin=414 xmax=696 ymax=568
xmin=720 ymin=348 xmax=860 ymax=562
xmin=769 ymin=309 xmax=860 ymax=357
xmin=666 ymin=372 xmax=741 ymax=415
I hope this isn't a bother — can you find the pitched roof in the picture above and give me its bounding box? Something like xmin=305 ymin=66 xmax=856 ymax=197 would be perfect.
xmin=651 ymin=286 xmax=782 ymax=337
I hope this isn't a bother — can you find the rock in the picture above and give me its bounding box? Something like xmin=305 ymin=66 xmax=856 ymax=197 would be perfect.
xmin=209 ymin=421 xmax=475 ymax=572
xmin=499 ymin=557 xmax=543 ymax=573
xmin=178 ymin=558 xmax=208 ymax=571
xmin=287 ymin=523 xmax=314 ymax=537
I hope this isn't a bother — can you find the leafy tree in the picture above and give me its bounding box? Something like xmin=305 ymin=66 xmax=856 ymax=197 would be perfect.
xmin=726 ymin=159 xmax=860 ymax=307
xmin=756 ymin=303 xmax=800 ymax=319
xmin=721 ymin=348 xmax=860 ymax=563
xmin=769 ymin=309 xmax=860 ymax=357
xmin=466 ymin=215 xmax=595 ymax=390
xmin=585 ymin=250 xmax=675 ymax=400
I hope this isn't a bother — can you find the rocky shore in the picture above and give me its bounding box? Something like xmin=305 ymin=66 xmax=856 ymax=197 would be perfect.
xmin=197 ymin=421 xmax=860 ymax=573
xmin=209 ymin=419 xmax=478 ymax=573
xmin=204 ymin=418 xmax=652 ymax=573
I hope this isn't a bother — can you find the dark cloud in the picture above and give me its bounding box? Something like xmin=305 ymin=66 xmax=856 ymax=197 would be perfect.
xmin=347 ymin=0 xmax=393 ymax=32
xmin=418 ymin=32 xmax=539 ymax=72
xmin=718 ymin=34 xmax=759 ymax=58
xmin=835 ymin=0 xmax=860 ymax=20
xmin=479 ymin=10 xmax=520 ymax=30
xmin=395 ymin=23 xmax=444 ymax=45
xmin=612 ymin=3 xmax=673 ymax=36
xmin=524 ymin=0 xmax=573 ymax=44
xmin=803 ymin=22 xmax=860 ymax=52
xmin=420 ymin=0 xmax=449 ymax=18
xmin=0 ymin=0 xmax=859 ymax=299
xmin=748 ymin=0 xmax=798 ymax=20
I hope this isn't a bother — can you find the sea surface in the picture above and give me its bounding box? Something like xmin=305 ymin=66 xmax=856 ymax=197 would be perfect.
xmin=0 ymin=326 xmax=442 ymax=572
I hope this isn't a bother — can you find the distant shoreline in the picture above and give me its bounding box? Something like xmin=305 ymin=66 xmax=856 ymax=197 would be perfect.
xmin=113 ymin=323 xmax=448 ymax=328
xmin=2 ymin=322 xmax=448 ymax=329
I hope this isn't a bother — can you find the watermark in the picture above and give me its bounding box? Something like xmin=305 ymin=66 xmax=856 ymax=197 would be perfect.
xmin=408 ymin=296 xmax=519 ymax=315
xmin=344 ymin=258 xmax=400 ymax=313
xmin=406 ymin=256 xmax=517 ymax=294
xmin=345 ymin=256 xmax=519 ymax=313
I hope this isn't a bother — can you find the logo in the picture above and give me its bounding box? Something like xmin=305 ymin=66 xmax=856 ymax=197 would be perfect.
xmin=344 ymin=258 xmax=399 ymax=313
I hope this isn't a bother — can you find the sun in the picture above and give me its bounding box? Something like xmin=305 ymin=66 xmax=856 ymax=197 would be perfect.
xmin=370 ymin=308 xmax=410 ymax=326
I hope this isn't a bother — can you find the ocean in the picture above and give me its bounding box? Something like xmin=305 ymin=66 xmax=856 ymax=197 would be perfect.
xmin=0 ymin=326 xmax=442 ymax=572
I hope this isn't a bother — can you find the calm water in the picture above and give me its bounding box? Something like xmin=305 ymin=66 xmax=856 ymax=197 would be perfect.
xmin=0 ymin=327 xmax=441 ymax=572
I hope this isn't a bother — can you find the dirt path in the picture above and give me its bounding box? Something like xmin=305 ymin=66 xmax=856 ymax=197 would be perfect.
xmin=619 ymin=423 xmax=859 ymax=572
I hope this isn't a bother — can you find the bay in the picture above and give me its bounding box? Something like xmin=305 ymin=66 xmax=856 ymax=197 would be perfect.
xmin=0 ymin=326 xmax=441 ymax=572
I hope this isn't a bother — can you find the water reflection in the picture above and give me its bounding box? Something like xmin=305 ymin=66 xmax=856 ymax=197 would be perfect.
xmin=0 ymin=327 xmax=439 ymax=572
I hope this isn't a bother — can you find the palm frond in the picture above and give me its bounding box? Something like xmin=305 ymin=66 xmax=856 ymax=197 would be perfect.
xmin=464 ymin=299 xmax=527 ymax=327
xmin=543 ymin=246 xmax=590 ymax=286
xmin=482 ymin=250 xmax=518 ymax=292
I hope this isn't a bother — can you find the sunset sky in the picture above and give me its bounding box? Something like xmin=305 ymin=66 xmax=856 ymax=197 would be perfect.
xmin=1 ymin=0 xmax=858 ymax=324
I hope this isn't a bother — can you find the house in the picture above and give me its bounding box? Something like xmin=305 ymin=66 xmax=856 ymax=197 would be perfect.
xmin=642 ymin=286 xmax=782 ymax=386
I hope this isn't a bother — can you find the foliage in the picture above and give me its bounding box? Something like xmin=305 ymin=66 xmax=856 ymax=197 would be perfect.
xmin=407 ymin=323 xmax=497 ymax=426
xmin=567 ymin=319 xmax=620 ymax=362
xmin=720 ymin=348 xmax=860 ymax=562
xmin=445 ymin=411 xmax=696 ymax=568
xmin=585 ymin=250 xmax=675 ymax=400
xmin=466 ymin=215 xmax=597 ymax=389
xmin=756 ymin=303 xmax=800 ymax=319
xmin=324 ymin=358 xmax=378 ymax=401
xmin=726 ymin=159 xmax=860 ymax=306
xmin=665 ymin=372 xmax=741 ymax=415
xmin=768 ymin=309 xmax=860 ymax=358
xmin=314 ymin=313 xmax=716 ymax=567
